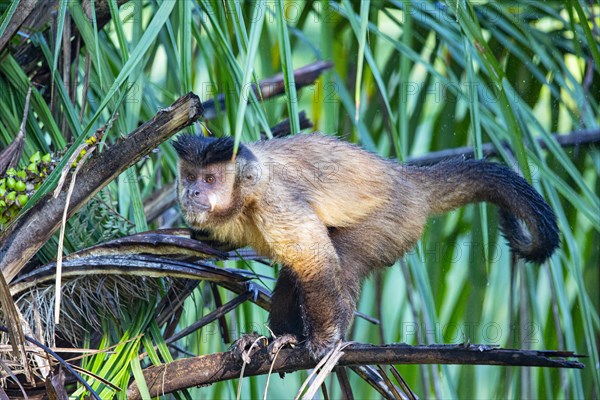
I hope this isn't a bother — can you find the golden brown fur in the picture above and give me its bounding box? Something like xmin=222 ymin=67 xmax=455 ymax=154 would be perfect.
xmin=173 ymin=133 xmax=559 ymax=357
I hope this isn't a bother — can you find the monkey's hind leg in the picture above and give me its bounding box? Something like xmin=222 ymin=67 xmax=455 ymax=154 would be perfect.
xmin=268 ymin=267 xmax=308 ymax=339
xmin=266 ymin=267 xmax=308 ymax=356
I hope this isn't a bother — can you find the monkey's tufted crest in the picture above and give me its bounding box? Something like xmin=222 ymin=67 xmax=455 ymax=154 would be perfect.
xmin=172 ymin=134 xmax=241 ymax=165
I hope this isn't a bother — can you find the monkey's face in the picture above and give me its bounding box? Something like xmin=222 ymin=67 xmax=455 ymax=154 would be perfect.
xmin=177 ymin=160 xmax=238 ymax=227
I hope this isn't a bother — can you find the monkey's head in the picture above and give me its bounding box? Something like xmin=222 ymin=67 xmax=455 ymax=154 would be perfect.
xmin=172 ymin=134 xmax=257 ymax=228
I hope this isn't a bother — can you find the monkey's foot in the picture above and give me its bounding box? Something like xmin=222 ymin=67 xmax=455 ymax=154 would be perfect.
xmin=230 ymin=333 xmax=268 ymax=364
xmin=267 ymin=333 xmax=299 ymax=358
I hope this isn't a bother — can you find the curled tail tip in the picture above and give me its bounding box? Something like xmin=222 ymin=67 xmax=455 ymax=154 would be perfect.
xmin=517 ymin=229 xmax=559 ymax=264
xmin=500 ymin=209 xmax=560 ymax=264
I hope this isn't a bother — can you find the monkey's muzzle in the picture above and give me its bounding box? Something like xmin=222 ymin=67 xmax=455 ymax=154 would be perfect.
xmin=181 ymin=189 xmax=211 ymax=211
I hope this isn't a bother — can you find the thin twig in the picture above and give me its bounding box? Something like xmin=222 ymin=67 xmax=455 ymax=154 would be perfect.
xmin=165 ymin=290 xmax=253 ymax=345
xmin=54 ymin=147 xmax=95 ymax=323
xmin=0 ymin=88 xmax=31 ymax=175
xmin=389 ymin=366 xmax=418 ymax=400
xmin=376 ymin=365 xmax=403 ymax=400
xmin=294 ymin=345 xmax=339 ymax=400
xmin=350 ymin=365 xmax=397 ymax=400
xmin=263 ymin=339 xmax=286 ymax=400
xmin=202 ymin=61 xmax=333 ymax=120
xmin=237 ymin=335 xmax=268 ymax=400
xmin=300 ymin=342 xmax=349 ymax=400
xmin=334 ymin=367 xmax=354 ymax=400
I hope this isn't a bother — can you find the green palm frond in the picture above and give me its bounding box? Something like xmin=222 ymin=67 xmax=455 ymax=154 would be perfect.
xmin=0 ymin=1 xmax=598 ymax=398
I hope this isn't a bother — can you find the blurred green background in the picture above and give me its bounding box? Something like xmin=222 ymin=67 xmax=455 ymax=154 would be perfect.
xmin=0 ymin=1 xmax=598 ymax=398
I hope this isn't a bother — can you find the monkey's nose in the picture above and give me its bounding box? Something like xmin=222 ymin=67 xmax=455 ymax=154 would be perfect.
xmin=187 ymin=190 xmax=211 ymax=210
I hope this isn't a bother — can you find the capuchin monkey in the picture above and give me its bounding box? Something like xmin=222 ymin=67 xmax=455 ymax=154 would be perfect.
xmin=172 ymin=133 xmax=559 ymax=358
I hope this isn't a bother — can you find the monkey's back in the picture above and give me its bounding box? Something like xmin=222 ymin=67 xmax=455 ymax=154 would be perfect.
xmin=248 ymin=134 xmax=397 ymax=228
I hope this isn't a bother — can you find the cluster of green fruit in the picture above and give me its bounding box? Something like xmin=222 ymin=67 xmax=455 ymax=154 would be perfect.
xmin=0 ymin=152 xmax=54 ymax=226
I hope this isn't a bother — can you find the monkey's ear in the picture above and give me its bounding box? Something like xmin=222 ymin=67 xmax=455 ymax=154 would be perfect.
xmin=172 ymin=134 xmax=238 ymax=165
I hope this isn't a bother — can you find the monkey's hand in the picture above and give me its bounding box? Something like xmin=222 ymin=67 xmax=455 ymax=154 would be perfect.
xmin=230 ymin=333 xmax=299 ymax=363
xmin=230 ymin=333 xmax=268 ymax=364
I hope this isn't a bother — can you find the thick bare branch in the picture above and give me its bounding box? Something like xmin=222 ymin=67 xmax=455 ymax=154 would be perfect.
xmin=127 ymin=343 xmax=584 ymax=399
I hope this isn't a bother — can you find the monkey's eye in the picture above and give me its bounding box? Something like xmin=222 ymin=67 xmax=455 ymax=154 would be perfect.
xmin=203 ymin=174 xmax=215 ymax=184
xmin=186 ymin=174 xmax=197 ymax=182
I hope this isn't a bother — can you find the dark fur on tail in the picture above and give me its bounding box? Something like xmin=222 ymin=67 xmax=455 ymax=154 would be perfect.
xmin=414 ymin=159 xmax=559 ymax=263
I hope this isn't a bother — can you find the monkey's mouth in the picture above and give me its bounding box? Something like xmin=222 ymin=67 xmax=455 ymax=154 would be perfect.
xmin=179 ymin=198 xmax=211 ymax=224
xmin=181 ymin=192 xmax=213 ymax=211
xmin=188 ymin=201 xmax=211 ymax=211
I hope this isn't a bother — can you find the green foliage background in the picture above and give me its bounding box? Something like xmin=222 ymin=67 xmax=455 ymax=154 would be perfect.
xmin=0 ymin=1 xmax=598 ymax=398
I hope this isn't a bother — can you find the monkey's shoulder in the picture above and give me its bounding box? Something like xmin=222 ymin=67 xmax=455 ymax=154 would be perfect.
xmin=248 ymin=135 xmax=397 ymax=227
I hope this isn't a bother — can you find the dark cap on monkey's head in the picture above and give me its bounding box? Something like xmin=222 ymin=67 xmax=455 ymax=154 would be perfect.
xmin=172 ymin=134 xmax=240 ymax=165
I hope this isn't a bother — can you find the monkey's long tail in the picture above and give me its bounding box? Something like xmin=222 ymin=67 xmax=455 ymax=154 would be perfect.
xmin=409 ymin=159 xmax=559 ymax=263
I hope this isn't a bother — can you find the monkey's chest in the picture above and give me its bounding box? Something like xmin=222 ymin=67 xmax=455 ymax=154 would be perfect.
xmin=210 ymin=216 xmax=267 ymax=253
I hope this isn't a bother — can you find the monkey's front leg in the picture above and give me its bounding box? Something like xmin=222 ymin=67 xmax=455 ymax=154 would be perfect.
xmin=260 ymin=211 xmax=354 ymax=359
xmin=288 ymin=258 xmax=352 ymax=358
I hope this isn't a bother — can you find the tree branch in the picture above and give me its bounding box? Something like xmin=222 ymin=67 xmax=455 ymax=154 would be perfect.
xmin=126 ymin=343 xmax=585 ymax=399
xmin=0 ymin=0 xmax=40 ymax=53
xmin=202 ymin=61 xmax=332 ymax=120
xmin=407 ymin=129 xmax=600 ymax=165
xmin=9 ymin=0 xmax=129 ymax=80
